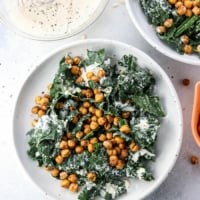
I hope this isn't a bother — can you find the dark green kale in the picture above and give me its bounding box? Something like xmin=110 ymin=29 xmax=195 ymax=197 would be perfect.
xmin=140 ymin=0 xmax=172 ymax=26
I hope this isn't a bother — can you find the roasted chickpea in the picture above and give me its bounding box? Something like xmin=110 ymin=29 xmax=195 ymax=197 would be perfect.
xmin=31 ymin=119 xmax=38 ymax=127
xmin=95 ymin=109 xmax=103 ymax=118
xmin=183 ymin=44 xmax=193 ymax=54
xmin=103 ymin=140 xmax=113 ymax=150
xmin=107 ymin=149 xmax=114 ymax=156
xmin=164 ymin=18 xmax=173 ymax=28
xmin=65 ymin=57 xmax=74 ymax=64
xmin=98 ymin=117 xmax=107 ymax=125
xmin=184 ymin=0 xmax=193 ymax=8
xmin=78 ymin=140 xmax=87 ymax=147
xmin=120 ymin=125 xmax=131 ymax=134
xmin=68 ymin=174 xmax=78 ymax=183
xmin=192 ymin=6 xmax=200 ymax=15
xmin=168 ymin=0 xmax=177 ymax=4
xmin=85 ymin=89 xmax=93 ymax=98
xmin=71 ymin=65 xmax=80 ymax=75
xmin=84 ymin=126 xmax=92 ymax=134
xmin=193 ymin=0 xmax=200 ymax=7
xmin=76 ymin=131 xmax=84 ymax=139
xmin=120 ymin=149 xmax=128 ymax=159
xmin=89 ymin=106 xmax=96 ymax=114
xmin=31 ymin=106 xmax=39 ymax=114
xmin=175 ymin=1 xmax=183 ymax=8
xmin=66 ymin=132 xmax=73 ymax=139
xmin=67 ymin=139 xmax=76 ymax=149
xmin=106 ymin=132 xmax=113 ymax=140
xmin=109 ymin=155 xmax=118 ymax=166
xmin=79 ymin=107 xmax=88 ymax=115
xmin=90 ymin=121 xmax=99 ymax=130
xmin=55 ymin=155 xmax=64 ymax=164
xmin=75 ymin=146 xmax=84 ymax=154
xmin=99 ymin=134 xmax=107 ymax=142
xmin=59 ymin=140 xmax=68 ymax=149
xmin=72 ymin=116 xmax=79 ymax=124
xmin=88 ymin=143 xmax=95 ymax=153
xmin=75 ymin=76 xmax=84 ymax=83
xmin=122 ymin=112 xmax=130 ymax=119
xmin=185 ymin=8 xmax=193 ymax=17
xmin=95 ymin=93 xmax=104 ymax=103
xmin=156 ymin=26 xmax=166 ymax=34
xmin=113 ymin=117 xmax=119 ymax=126
xmin=191 ymin=155 xmax=199 ymax=165
xmin=61 ymin=179 xmax=71 ymax=188
xmin=119 ymin=143 xmax=125 ymax=149
xmin=69 ymin=183 xmax=79 ymax=192
xmin=116 ymin=160 xmax=125 ymax=170
xmin=114 ymin=136 xmax=124 ymax=144
xmin=81 ymin=89 xmax=87 ymax=96
xmin=87 ymin=172 xmax=96 ymax=182
xmin=129 ymin=142 xmax=139 ymax=152
xmin=90 ymin=137 xmax=98 ymax=144
xmin=177 ymin=5 xmax=187 ymax=15
xmin=73 ymin=56 xmax=81 ymax=65
xmin=197 ymin=44 xmax=200 ymax=53
xmin=41 ymin=105 xmax=48 ymax=111
xmin=91 ymin=75 xmax=99 ymax=83
xmin=83 ymin=101 xmax=91 ymax=108
xmin=61 ymin=149 xmax=71 ymax=158
xmin=38 ymin=109 xmax=46 ymax=117
xmin=59 ymin=172 xmax=68 ymax=180
xmin=40 ymin=97 xmax=49 ymax=106
xmin=106 ymin=115 xmax=114 ymax=123
xmin=104 ymin=122 xmax=111 ymax=130
xmin=86 ymin=72 xmax=94 ymax=79
xmin=91 ymin=115 xmax=98 ymax=122
xmin=35 ymin=96 xmax=41 ymax=104
xmin=93 ymin=88 xmax=101 ymax=94
xmin=181 ymin=34 xmax=189 ymax=44
xmin=97 ymin=69 xmax=106 ymax=78
xmin=51 ymin=168 xmax=59 ymax=177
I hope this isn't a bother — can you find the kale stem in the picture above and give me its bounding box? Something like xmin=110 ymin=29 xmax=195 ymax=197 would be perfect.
xmin=175 ymin=15 xmax=199 ymax=37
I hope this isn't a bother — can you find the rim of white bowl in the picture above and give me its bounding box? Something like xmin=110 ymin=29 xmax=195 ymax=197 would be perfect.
xmin=125 ymin=0 xmax=200 ymax=66
xmin=12 ymin=39 xmax=183 ymax=200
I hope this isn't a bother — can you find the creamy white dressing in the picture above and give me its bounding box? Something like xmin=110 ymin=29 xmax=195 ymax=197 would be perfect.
xmin=136 ymin=167 xmax=146 ymax=180
xmin=114 ymin=101 xmax=135 ymax=112
xmin=131 ymin=149 xmax=155 ymax=163
xmin=9 ymin=0 xmax=102 ymax=38
xmin=35 ymin=115 xmax=51 ymax=131
xmin=135 ymin=117 xmax=149 ymax=130
xmin=105 ymin=183 xmax=117 ymax=199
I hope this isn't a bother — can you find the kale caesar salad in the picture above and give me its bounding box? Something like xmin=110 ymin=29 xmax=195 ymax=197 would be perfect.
xmin=140 ymin=0 xmax=200 ymax=57
xmin=27 ymin=49 xmax=165 ymax=200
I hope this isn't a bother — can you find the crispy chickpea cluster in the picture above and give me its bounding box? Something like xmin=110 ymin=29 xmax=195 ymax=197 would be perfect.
xmin=31 ymin=93 xmax=51 ymax=127
xmin=168 ymin=0 xmax=200 ymax=16
xmin=156 ymin=0 xmax=200 ymax=54
xmin=31 ymin=55 xmax=140 ymax=194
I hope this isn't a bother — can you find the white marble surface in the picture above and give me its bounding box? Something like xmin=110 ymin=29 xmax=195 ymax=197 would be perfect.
xmin=0 ymin=1 xmax=200 ymax=200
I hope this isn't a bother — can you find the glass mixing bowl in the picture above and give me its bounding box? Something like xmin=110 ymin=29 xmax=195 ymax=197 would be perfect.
xmin=0 ymin=0 xmax=108 ymax=40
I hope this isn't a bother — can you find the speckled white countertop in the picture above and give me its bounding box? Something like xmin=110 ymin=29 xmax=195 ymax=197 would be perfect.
xmin=0 ymin=1 xmax=200 ymax=200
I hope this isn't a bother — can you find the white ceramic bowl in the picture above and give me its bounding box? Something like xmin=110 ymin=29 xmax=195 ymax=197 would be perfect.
xmin=125 ymin=0 xmax=200 ymax=66
xmin=0 ymin=0 xmax=108 ymax=40
xmin=13 ymin=39 xmax=183 ymax=200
